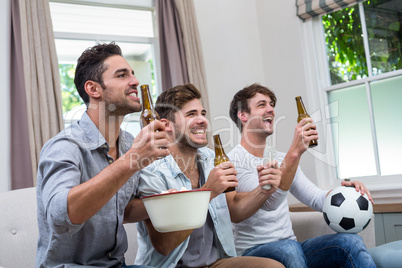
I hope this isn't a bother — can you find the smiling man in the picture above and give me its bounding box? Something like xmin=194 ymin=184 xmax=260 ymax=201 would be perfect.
xmin=135 ymin=84 xmax=283 ymax=268
xmin=227 ymin=83 xmax=376 ymax=268
xmin=36 ymin=42 xmax=169 ymax=267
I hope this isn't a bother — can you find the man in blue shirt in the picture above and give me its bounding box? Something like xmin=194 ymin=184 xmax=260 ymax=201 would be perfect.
xmin=36 ymin=42 xmax=169 ymax=267
xmin=135 ymin=84 xmax=284 ymax=268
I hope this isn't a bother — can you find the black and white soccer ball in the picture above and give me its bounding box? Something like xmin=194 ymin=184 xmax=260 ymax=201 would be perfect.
xmin=323 ymin=186 xmax=373 ymax=233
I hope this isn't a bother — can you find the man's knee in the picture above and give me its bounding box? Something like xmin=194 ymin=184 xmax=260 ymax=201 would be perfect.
xmin=280 ymin=239 xmax=304 ymax=256
xmin=332 ymin=233 xmax=365 ymax=248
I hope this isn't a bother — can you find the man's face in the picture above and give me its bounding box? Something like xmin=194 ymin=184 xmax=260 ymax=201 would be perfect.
xmin=100 ymin=55 xmax=141 ymax=115
xmin=243 ymin=93 xmax=275 ymax=137
xmin=173 ymin=98 xmax=208 ymax=149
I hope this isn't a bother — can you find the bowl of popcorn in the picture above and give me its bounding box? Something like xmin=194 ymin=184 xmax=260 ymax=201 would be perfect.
xmin=141 ymin=188 xmax=212 ymax=233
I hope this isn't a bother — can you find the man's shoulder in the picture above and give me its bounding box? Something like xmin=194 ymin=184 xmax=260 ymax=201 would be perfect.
xmin=227 ymin=144 xmax=245 ymax=158
xmin=141 ymin=154 xmax=177 ymax=175
xmin=41 ymin=126 xmax=82 ymax=153
xmin=227 ymin=145 xmax=252 ymax=166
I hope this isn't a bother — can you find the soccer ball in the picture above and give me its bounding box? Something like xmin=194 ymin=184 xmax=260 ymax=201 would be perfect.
xmin=323 ymin=186 xmax=373 ymax=233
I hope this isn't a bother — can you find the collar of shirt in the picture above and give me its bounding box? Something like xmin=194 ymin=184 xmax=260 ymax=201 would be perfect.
xmin=68 ymin=112 xmax=133 ymax=154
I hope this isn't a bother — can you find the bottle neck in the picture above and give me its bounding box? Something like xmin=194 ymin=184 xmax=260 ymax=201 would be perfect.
xmin=141 ymin=87 xmax=153 ymax=110
xmin=213 ymin=136 xmax=225 ymax=155
xmin=295 ymin=97 xmax=307 ymax=116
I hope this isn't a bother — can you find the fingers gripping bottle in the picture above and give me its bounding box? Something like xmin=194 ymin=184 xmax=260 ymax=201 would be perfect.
xmin=213 ymin=134 xmax=235 ymax=193
xmin=295 ymin=96 xmax=318 ymax=148
xmin=140 ymin=84 xmax=166 ymax=159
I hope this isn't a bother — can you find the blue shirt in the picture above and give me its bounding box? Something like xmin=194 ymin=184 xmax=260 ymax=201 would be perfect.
xmin=36 ymin=112 xmax=137 ymax=268
xmin=135 ymin=147 xmax=237 ymax=268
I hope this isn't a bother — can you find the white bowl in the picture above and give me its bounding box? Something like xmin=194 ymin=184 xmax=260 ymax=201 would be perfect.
xmin=141 ymin=189 xmax=212 ymax=233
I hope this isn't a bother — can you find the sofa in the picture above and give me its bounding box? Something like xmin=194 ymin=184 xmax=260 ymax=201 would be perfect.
xmin=0 ymin=187 xmax=377 ymax=267
xmin=0 ymin=187 xmax=139 ymax=267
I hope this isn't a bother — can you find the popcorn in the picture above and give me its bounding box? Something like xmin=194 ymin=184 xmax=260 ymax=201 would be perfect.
xmin=160 ymin=187 xmax=189 ymax=194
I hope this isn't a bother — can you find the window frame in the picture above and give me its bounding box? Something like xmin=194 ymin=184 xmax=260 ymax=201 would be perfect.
xmin=302 ymin=2 xmax=402 ymax=196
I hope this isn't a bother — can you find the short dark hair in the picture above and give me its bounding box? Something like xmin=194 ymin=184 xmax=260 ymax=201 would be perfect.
xmin=155 ymin=83 xmax=202 ymax=122
xmin=74 ymin=42 xmax=122 ymax=105
xmin=229 ymin=83 xmax=277 ymax=132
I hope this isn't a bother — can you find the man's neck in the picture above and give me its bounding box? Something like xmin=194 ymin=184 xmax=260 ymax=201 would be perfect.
xmin=240 ymin=131 xmax=268 ymax=158
xmin=86 ymin=107 xmax=124 ymax=151
xmin=170 ymin=145 xmax=200 ymax=188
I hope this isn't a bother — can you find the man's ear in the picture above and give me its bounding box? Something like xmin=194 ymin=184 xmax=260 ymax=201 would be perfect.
xmin=84 ymin=80 xmax=102 ymax=100
xmin=160 ymin=118 xmax=173 ymax=132
xmin=238 ymin=111 xmax=249 ymax=123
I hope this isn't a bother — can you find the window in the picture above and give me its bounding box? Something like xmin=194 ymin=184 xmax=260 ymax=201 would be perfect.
xmin=315 ymin=0 xmax=402 ymax=182
xmin=50 ymin=0 xmax=160 ymax=137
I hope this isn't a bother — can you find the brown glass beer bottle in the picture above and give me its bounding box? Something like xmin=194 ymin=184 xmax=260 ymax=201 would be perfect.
xmin=213 ymin=134 xmax=235 ymax=193
xmin=140 ymin=84 xmax=160 ymax=129
xmin=295 ymin=96 xmax=318 ymax=148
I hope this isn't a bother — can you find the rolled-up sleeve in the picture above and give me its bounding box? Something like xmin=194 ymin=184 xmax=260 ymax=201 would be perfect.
xmin=136 ymin=166 xmax=168 ymax=198
xmin=37 ymin=140 xmax=84 ymax=234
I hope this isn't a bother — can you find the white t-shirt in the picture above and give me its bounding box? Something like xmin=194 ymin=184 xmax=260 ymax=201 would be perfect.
xmin=228 ymin=144 xmax=327 ymax=256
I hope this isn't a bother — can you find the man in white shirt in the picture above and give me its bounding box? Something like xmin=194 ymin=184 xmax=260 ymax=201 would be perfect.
xmin=227 ymin=83 xmax=376 ymax=268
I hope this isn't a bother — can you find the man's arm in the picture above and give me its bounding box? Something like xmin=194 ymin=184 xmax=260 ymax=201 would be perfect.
xmin=279 ymin=118 xmax=318 ymax=191
xmin=144 ymin=219 xmax=193 ymax=256
xmin=225 ymin=161 xmax=281 ymax=223
xmin=124 ymin=198 xmax=148 ymax=223
xmin=67 ymin=121 xmax=169 ymax=224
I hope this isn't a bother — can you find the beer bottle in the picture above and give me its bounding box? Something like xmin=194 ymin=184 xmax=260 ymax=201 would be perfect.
xmin=295 ymin=96 xmax=318 ymax=148
xmin=213 ymin=134 xmax=235 ymax=193
xmin=140 ymin=84 xmax=160 ymax=129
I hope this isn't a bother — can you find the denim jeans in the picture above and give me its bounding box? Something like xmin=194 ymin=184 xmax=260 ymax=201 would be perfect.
xmin=243 ymin=233 xmax=376 ymax=268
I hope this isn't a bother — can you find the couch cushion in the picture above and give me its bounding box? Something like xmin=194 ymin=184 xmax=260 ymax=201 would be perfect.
xmin=368 ymin=240 xmax=402 ymax=268
xmin=0 ymin=187 xmax=38 ymax=267
xmin=290 ymin=211 xmax=375 ymax=248
xmin=124 ymin=222 xmax=138 ymax=265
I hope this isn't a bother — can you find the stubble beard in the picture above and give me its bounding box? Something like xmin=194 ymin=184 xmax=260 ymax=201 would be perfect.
xmin=103 ymin=87 xmax=142 ymax=116
xmin=174 ymin=124 xmax=207 ymax=152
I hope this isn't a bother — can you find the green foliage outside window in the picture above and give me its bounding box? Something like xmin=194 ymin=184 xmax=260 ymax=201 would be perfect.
xmin=323 ymin=0 xmax=401 ymax=85
xmin=59 ymin=64 xmax=83 ymax=114
xmin=323 ymin=5 xmax=368 ymax=84
xmin=364 ymin=0 xmax=402 ymax=73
